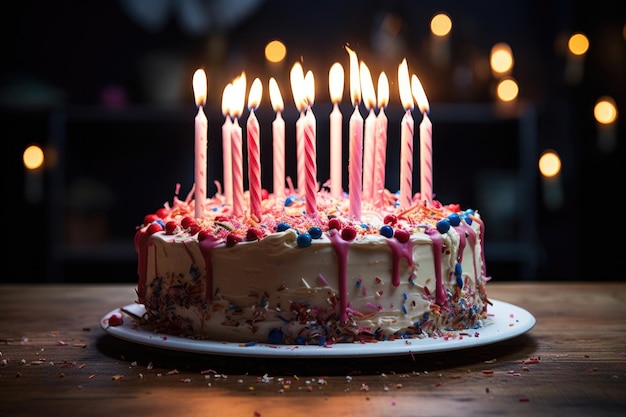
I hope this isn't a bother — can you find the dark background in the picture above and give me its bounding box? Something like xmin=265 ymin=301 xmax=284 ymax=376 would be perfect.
xmin=1 ymin=0 xmax=624 ymax=283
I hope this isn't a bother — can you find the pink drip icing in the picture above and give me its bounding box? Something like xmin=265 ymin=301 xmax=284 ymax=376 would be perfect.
xmin=452 ymin=226 xmax=467 ymax=283
xmin=425 ymin=228 xmax=447 ymax=306
xmin=328 ymin=229 xmax=350 ymax=322
xmin=471 ymin=216 xmax=488 ymax=278
xmin=199 ymin=236 xmax=222 ymax=302
xmin=459 ymin=223 xmax=478 ymax=282
xmin=385 ymin=238 xmax=414 ymax=288
xmin=134 ymin=229 xmax=151 ymax=301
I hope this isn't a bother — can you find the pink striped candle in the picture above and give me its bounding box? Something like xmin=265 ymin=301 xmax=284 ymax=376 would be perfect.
xmin=346 ymin=46 xmax=363 ymax=220
xmin=373 ymin=72 xmax=389 ymax=207
xmin=328 ymin=62 xmax=344 ymax=198
xmin=192 ymin=69 xmax=208 ymax=219
xmin=221 ymin=83 xmax=233 ymax=205
xmin=247 ymin=78 xmax=263 ymax=220
xmin=412 ymin=74 xmax=432 ymax=206
xmin=304 ymin=70 xmax=317 ymax=217
xmin=360 ymin=61 xmax=376 ymax=203
xmin=290 ymin=63 xmax=307 ymax=197
xmin=398 ymin=59 xmax=414 ymax=208
xmin=230 ymin=72 xmax=246 ymax=217
xmin=269 ymin=77 xmax=285 ymax=201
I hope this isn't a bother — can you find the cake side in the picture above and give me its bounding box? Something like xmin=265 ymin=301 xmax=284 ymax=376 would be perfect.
xmin=134 ymin=190 xmax=490 ymax=345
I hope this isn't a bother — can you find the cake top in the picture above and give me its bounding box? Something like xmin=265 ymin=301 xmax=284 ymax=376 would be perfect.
xmin=140 ymin=183 xmax=477 ymax=248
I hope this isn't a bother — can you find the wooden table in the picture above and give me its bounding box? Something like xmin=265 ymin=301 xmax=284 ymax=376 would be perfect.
xmin=1 ymin=283 xmax=624 ymax=417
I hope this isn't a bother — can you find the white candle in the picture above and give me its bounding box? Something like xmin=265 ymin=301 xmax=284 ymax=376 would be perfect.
xmin=290 ymin=62 xmax=307 ymax=198
xmin=360 ymin=61 xmax=376 ymax=203
xmin=269 ymin=77 xmax=285 ymax=201
xmin=346 ymin=46 xmax=363 ymax=220
xmin=221 ymin=83 xmax=233 ymax=205
xmin=373 ymin=72 xmax=389 ymax=207
xmin=247 ymin=78 xmax=263 ymax=221
xmin=398 ymin=59 xmax=414 ymax=209
xmin=412 ymin=74 xmax=432 ymax=206
xmin=192 ymin=69 xmax=208 ymax=219
xmin=328 ymin=62 xmax=344 ymax=198
xmin=230 ymin=72 xmax=246 ymax=217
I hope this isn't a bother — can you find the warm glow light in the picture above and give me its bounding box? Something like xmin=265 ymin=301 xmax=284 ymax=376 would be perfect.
xmin=290 ymin=62 xmax=307 ymax=112
xmin=430 ymin=13 xmax=452 ymax=37
xmin=231 ymin=72 xmax=246 ymax=118
xmin=329 ymin=62 xmax=344 ymax=104
xmin=411 ymin=74 xmax=429 ymax=113
xmin=265 ymin=40 xmax=287 ymax=63
xmin=490 ymin=43 xmax=514 ymax=74
xmin=247 ymin=78 xmax=262 ymax=110
xmin=221 ymin=83 xmax=232 ymax=116
xmin=398 ymin=59 xmax=413 ymax=111
xmin=594 ymin=96 xmax=618 ymax=124
xmin=192 ymin=69 xmax=207 ymax=107
xmin=269 ymin=77 xmax=284 ymax=112
xmin=377 ymin=72 xmax=389 ymax=109
xmin=304 ymin=70 xmax=315 ymax=107
xmin=538 ymin=150 xmax=561 ymax=178
xmin=359 ymin=61 xmax=376 ymax=110
xmin=346 ymin=46 xmax=361 ymax=106
xmin=23 ymin=145 xmax=44 ymax=170
xmin=496 ymin=77 xmax=519 ymax=102
xmin=568 ymin=33 xmax=589 ymax=56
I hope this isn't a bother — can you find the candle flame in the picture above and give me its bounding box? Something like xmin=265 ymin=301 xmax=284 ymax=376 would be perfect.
xmin=346 ymin=46 xmax=361 ymax=107
xmin=231 ymin=72 xmax=246 ymax=119
xmin=329 ymin=62 xmax=344 ymax=104
xmin=304 ymin=70 xmax=315 ymax=107
xmin=377 ymin=72 xmax=389 ymax=109
xmin=248 ymin=77 xmax=262 ymax=110
xmin=290 ymin=62 xmax=307 ymax=112
xmin=221 ymin=83 xmax=232 ymax=116
xmin=411 ymin=74 xmax=429 ymax=113
xmin=359 ymin=61 xmax=376 ymax=110
xmin=398 ymin=59 xmax=413 ymax=111
xmin=269 ymin=77 xmax=284 ymax=112
xmin=193 ymin=69 xmax=207 ymax=107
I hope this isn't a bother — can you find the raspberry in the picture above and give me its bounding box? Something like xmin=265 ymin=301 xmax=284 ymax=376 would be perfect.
xmin=328 ymin=218 xmax=342 ymax=230
xmin=246 ymin=227 xmax=264 ymax=241
xmin=165 ymin=221 xmax=178 ymax=235
xmin=155 ymin=208 xmax=169 ymax=219
xmin=107 ymin=314 xmax=123 ymax=326
xmin=181 ymin=216 xmax=196 ymax=229
xmin=341 ymin=226 xmax=357 ymax=241
xmin=143 ymin=214 xmax=159 ymax=225
xmin=226 ymin=233 xmax=242 ymax=247
xmin=394 ymin=228 xmax=410 ymax=243
xmin=383 ymin=214 xmax=397 ymax=225
xmin=146 ymin=223 xmax=163 ymax=235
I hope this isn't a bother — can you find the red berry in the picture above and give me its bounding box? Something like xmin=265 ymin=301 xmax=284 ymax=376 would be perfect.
xmin=246 ymin=227 xmax=264 ymax=241
xmin=155 ymin=208 xmax=169 ymax=219
xmin=198 ymin=230 xmax=211 ymax=241
xmin=107 ymin=314 xmax=123 ymax=326
xmin=188 ymin=223 xmax=201 ymax=236
xmin=328 ymin=218 xmax=342 ymax=230
xmin=146 ymin=223 xmax=163 ymax=235
xmin=261 ymin=189 xmax=269 ymax=200
xmin=394 ymin=229 xmax=410 ymax=243
xmin=143 ymin=214 xmax=158 ymax=225
xmin=181 ymin=216 xmax=196 ymax=229
xmin=165 ymin=221 xmax=178 ymax=235
xmin=383 ymin=214 xmax=397 ymax=225
xmin=226 ymin=233 xmax=242 ymax=247
xmin=341 ymin=226 xmax=357 ymax=241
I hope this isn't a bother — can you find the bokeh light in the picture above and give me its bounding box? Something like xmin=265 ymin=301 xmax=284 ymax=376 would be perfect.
xmin=430 ymin=13 xmax=452 ymax=37
xmin=594 ymin=96 xmax=618 ymax=125
xmin=265 ymin=40 xmax=287 ymax=63
xmin=538 ymin=150 xmax=561 ymax=178
xmin=23 ymin=145 xmax=44 ymax=170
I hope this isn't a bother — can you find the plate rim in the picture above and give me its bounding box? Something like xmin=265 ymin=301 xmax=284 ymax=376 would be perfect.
xmin=100 ymin=299 xmax=536 ymax=358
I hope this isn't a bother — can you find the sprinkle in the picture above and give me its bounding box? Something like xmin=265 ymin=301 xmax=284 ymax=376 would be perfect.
xmin=112 ymin=375 xmax=124 ymax=381
xmin=317 ymin=273 xmax=329 ymax=285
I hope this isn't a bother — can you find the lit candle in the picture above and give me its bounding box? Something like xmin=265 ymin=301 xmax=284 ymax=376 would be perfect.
xmin=269 ymin=77 xmax=285 ymax=201
xmin=346 ymin=46 xmax=363 ymax=220
xmin=221 ymin=83 xmax=233 ymax=205
xmin=373 ymin=72 xmax=389 ymax=207
xmin=398 ymin=59 xmax=414 ymax=208
xmin=231 ymin=72 xmax=246 ymax=217
xmin=360 ymin=61 xmax=376 ymax=203
xmin=328 ymin=62 xmax=344 ymax=198
xmin=412 ymin=74 xmax=432 ymax=206
xmin=303 ymin=70 xmax=317 ymax=217
xmin=247 ymin=77 xmax=263 ymax=221
xmin=290 ymin=62 xmax=307 ymax=197
xmin=192 ymin=69 xmax=208 ymax=219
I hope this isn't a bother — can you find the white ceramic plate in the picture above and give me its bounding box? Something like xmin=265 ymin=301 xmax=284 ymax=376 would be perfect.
xmin=100 ymin=300 xmax=535 ymax=358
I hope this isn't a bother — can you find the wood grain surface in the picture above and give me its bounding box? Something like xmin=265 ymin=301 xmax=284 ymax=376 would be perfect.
xmin=1 ymin=282 xmax=624 ymax=417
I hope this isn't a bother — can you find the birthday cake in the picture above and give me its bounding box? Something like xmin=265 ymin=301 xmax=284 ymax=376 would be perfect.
xmin=131 ymin=52 xmax=490 ymax=346
xmin=133 ymin=188 xmax=490 ymax=345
